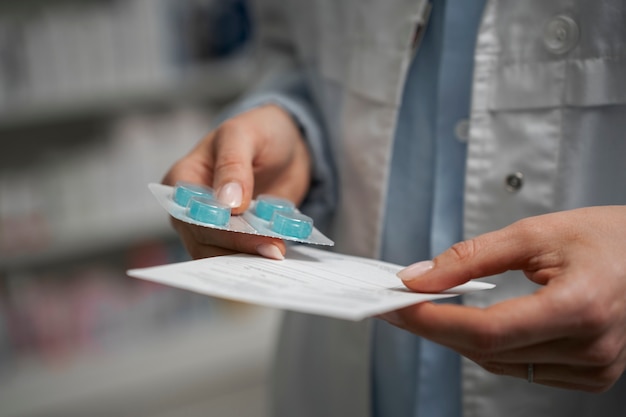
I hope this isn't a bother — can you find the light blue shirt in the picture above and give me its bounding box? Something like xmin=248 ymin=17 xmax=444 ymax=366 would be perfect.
xmin=374 ymin=1 xmax=485 ymax=416
xmin=223 ymin=1 xmax=485 ymax=415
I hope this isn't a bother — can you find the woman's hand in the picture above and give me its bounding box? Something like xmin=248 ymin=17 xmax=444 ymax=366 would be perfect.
xmin=382 ymin=206 xmax=626 ymax=392
xmin=162 ymin=104 xmax=312 ymax=260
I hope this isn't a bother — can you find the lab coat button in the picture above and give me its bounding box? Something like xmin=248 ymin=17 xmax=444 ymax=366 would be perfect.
xmin=505 ymin=172 xmax=524 ymax=192
xmin=454 ymin=119 xmax=470 ymax=142
xmin=543 ymin=15 xmax=579 ymax=54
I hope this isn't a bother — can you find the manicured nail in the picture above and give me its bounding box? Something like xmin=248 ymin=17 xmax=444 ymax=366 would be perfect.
xmin=217 ymin=182 xmax=243 ymax=208
xmin=256 ymin=243 xmax=284 ymax=260
xmin=397 ymin=260 xmax=434 ymax=282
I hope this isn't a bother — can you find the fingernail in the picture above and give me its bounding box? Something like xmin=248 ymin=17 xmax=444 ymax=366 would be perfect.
xmin=256 ymin=243 xmax=284 ymax=260
xmin=217 ymin=182 xmax=243 ymax=208
xmin=397 ymin=260 xmax=434 ymax=282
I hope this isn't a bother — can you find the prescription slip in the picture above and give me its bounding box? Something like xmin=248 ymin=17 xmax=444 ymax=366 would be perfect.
xmin=127 ymin=245 xmax=494 ymax=321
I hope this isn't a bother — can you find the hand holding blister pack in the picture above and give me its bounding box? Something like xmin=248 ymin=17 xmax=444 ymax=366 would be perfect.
xmin=149 ymin=182 xmax=334 ymax=246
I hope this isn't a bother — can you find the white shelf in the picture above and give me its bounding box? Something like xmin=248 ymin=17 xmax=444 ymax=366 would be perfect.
xmin=0 ymin=211 xmax=176 ymax=271
xmin=0 ymin=306 xmax=282 ymax=417
xmin=0 ymin=56 xmax=254 ymax=131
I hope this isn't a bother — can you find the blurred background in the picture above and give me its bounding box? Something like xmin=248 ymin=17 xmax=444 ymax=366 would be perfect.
xmin=0 ymin=0 xmax=282 ymax=416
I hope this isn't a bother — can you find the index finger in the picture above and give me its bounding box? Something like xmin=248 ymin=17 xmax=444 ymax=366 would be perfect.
xmin=399 ymin=217 xmax=558 ymax=293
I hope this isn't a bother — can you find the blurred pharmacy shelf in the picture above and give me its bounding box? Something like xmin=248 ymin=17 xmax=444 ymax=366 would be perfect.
xmin=0 ymin=0 xmax=253 ymax=129
xmin=0 ymin=56 xmax=254 ymax=131
xmin=0 ymin=210 xmax=174 ymax=271
xmin=0 ymin=306 xmax=282 ymax=417
xmin=0 ymin=1 xmax=280 ymax=417
xmin=0 ymin=107 xmax=215 ymax=272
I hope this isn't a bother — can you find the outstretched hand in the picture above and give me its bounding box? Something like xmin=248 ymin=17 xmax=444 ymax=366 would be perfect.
xmin=381 ymin=206 xmax=626 ymax=392
xmin=162 ymin=104 xmax=312 ymax=260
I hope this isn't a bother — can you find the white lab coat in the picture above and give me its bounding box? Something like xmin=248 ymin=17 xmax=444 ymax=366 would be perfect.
xmin=249 ymin=0 xmax=626 ymax=415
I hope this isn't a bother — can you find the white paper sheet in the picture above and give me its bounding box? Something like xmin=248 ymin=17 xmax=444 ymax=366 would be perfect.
xmin=127 ymin=245 xmax=494 ymax=321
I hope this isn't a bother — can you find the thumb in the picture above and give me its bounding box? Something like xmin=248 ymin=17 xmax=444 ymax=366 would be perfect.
xmin=210 ymin=125 xmax=257 ymax=215
xmin=397 ymin=225 xmax=528 ymax=293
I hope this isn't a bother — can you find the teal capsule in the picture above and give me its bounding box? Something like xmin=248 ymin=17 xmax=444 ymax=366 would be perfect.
xmin=173 ymin=182 xmax=214 ymax=207
xmin=254 ymin=195 xmax=295 ymax=220
xmin=270 ymin=211 xmax=313 ymax=239
xmin=187 ymin=197 xmax=231 ymax=226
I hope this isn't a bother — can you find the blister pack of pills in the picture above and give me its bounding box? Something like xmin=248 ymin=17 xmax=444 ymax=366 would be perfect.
xmin=149 ymin=183 xmax=334 ymax=246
